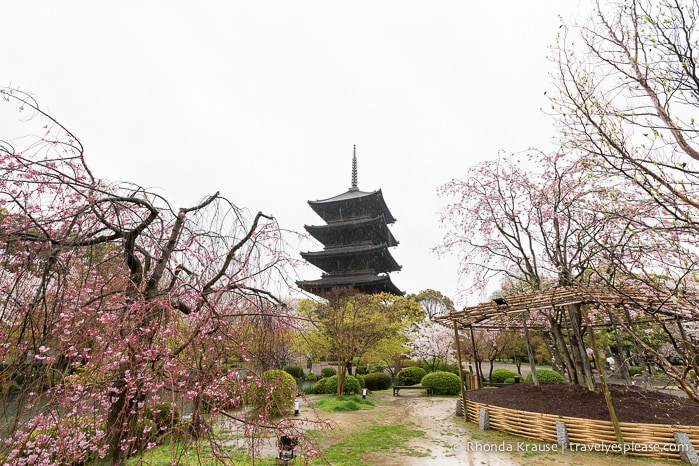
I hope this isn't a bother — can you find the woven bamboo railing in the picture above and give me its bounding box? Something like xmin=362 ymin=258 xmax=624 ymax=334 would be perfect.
xmin=463 ymin=398 xmax=699 ymax=461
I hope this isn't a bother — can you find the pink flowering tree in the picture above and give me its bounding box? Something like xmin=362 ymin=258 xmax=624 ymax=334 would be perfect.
xmin=404 ymin=321 xmax=455 ymax=372
xmin=437 ymin=150 xmax=614 ymax=388
xmin=551 ymin=0 xmax=699 ymax=399
xmin=0 ymin=88 xmax=310 ymax=464
xmin=437 ymin=148 xmax=696 ymax=392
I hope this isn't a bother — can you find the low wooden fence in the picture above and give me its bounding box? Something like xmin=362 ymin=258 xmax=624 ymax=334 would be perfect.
xmin=463 ymin=398 xmax=699 ymax=461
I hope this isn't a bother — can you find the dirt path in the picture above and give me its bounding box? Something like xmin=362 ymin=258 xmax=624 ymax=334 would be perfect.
xmin=290 ymin=391 xmax=679 ymax=465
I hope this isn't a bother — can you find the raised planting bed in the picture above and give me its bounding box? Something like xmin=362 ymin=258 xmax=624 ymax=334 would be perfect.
xmin=461 ymin=383 xmax=699 ymax=462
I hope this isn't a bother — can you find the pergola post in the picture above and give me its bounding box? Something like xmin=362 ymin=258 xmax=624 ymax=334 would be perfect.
xmin=584 ymin=308 xmax=624 ymax=448
xmin=521 ymin=311 xmax=538 ymax=385
xmin=453 ymin=321 xmax=467 ymax=420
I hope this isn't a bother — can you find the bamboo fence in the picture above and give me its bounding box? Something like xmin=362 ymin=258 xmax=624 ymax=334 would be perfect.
xmin=463 ymin=398 xmax=699 ymax=461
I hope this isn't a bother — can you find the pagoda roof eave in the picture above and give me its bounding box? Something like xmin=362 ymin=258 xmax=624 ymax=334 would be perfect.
xmin=311 ymin=188 xmax=377 ymax=203
xmin=300 ymin=244 xmax=402 ymax=273
xmin=297 ymin=273 xmax=404 ymax=296
xmin=308 ymin=189 xmax=396 ymax=224
xmin=304 ymin=217 xmax=398 ymax=247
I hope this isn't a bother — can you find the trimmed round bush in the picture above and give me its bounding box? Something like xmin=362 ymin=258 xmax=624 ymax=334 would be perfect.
xmin=420 ymin=371 xmax=461 ymax=395
xmin=397 ymin=366 xmax=427 ymax=386
xmin=504 ymin=377 xmax=516 ymax=384
xmin=363 ymin=372 xmax=392 ymax=391
xmin=324 ymin=374 xmax=362 ymax=395
xmin=283 ymin=364 xmax=304 ymax=379
xmin=313 ymin=377 xmax=329 ymax=394
xmin=525 ymin=369 xmax=566 ymax=383
xmin=490 ymin=369 xmax=519 ymax=383
xmin=248 ymin=370 xmax=297 ymax=416
xmin=356 ymin=373 xmax=366 ymax=388
xmin=304 ymin=372 xmax=318 ymax=382
xmin=321 ymin=367 xmax=337 ymax=378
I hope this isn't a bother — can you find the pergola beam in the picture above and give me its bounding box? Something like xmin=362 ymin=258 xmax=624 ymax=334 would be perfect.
xmin=436 ymin=285 xmax=691 ymax=330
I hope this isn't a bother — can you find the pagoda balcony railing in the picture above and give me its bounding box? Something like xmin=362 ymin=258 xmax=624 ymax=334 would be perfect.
xmin=321 ymin=269 xmax=376 ymax=277
xmin=323 ymin=240 xmax=376 ymax=249
xmin=325 ymin=213 xmax=387 ymax=224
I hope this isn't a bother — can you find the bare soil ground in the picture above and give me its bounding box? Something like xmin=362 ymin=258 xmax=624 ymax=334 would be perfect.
xmin=464 ymin=382 xmax=699 ymax=425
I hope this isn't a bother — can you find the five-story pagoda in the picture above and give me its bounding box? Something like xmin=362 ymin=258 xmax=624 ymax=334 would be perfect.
xmin=297 ymin=147 xmax=403 ymax=296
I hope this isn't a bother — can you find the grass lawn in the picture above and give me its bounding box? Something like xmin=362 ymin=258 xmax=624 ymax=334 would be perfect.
xmin=311 ymin=394 xmax=374 ymax=412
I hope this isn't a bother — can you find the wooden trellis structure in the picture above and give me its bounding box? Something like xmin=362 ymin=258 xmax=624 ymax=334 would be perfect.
xmin=435 ymin=284 xmax=696 ymax=448
xmin=436 ymin=285 xmax=688 ymax=329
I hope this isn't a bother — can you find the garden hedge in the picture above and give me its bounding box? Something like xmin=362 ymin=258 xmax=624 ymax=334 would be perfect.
xmin=363 ymin=372 xmax=392 ymax=390
xmin=397 ymin=366 xmax=427 ymax=386
xmin=420 ymin=371 xmax=461 ymax=395
xmin=525 ymin=369 xmax=566 ymax=383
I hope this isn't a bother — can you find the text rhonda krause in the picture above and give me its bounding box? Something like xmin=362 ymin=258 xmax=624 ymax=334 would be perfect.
xmin=461 ymin=441 xmax=689 ymax=454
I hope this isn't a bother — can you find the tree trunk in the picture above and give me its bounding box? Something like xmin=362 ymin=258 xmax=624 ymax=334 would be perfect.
xmin=608 ymin=309 xmax=631 ymax=383
xmin=105 ymin=375 xmax=143 ymax=465
xmin=336 ymin=363 xmax=347 ymax=398
xmin=567 ymin=304 xmax=595 ymax=390
xmin=547 ymin=316 xmax=577 ymax=385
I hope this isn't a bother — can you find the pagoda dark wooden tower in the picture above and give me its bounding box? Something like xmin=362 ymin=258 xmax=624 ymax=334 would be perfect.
xmin=298 ymin=147 xmax=403 ymax=296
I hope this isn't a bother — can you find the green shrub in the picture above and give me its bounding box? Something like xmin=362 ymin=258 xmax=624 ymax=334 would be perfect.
xmin=420 ymin=371 xmax=461 ymax=395
xmin=356 ymin=373 xmax=366 ymax=388
xmin=321 ymin=367 xmax=337 ymax=378
xmin=363 ymin=372 xmax=392 ymax=391
xmin=397 ymin=366 xmax=427 ymax=386
xmin=628 ymin=366 xmax=642 ymax=377
xmin=247 ymin=370 xmax=297 ymax=416
xmin=313 ymin=395 xmax=374 ymax=412
xmin=324 ymin=374 xmax=362 ymax=395
xmin=304 ymin=372 xmax=318 ymax=382
xmin=490 ymin=369 xmax=519 ymax=383
xmin=525 ymin=369 xmax=566 ymax=383
xmin=504 ymin=377 xmax=515 ymax=384
xmin=355 ymin=365 xmax=368 ymax=375
xmin=300 ymin=385 xmax=315 ymax=395
xmin=283 ymin=364 xmax=304 ymax=379
xmin=313 ymin=377 xmax=329 ymax=394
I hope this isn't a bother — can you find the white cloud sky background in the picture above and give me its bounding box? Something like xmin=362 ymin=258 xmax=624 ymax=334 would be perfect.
xmin=3 ymin=1 xmax=587 ymax=307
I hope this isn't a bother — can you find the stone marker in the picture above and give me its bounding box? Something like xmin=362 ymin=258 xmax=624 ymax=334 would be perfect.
xmin=479 ymin=407 xmax=489 ymax=430
xmin=556 ymin=421 xmax=568 ymax=448
xmin=673 ymin=432 xmax=699 ymax=465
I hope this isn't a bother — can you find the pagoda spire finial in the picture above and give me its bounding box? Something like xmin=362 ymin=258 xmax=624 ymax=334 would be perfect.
xmin=350 ymin=144 xmax=358 ymax=191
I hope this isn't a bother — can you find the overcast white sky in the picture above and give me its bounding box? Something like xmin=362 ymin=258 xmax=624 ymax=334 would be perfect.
xmin=3 ymin=1 xmax=587 ymax=307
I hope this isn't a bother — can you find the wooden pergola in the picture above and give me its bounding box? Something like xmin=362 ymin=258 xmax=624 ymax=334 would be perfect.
xmin=436 ymin=285 xmax=687 ymax=329
xmin=435 ymin=284 xmax=693 ymax=445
